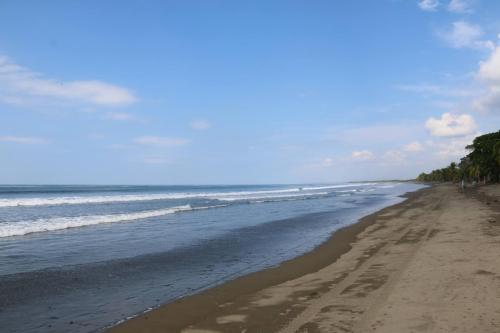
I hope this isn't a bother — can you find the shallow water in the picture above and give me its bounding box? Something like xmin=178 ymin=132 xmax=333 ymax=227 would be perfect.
xmin=0 ymin=182 xmax=424 ymax=333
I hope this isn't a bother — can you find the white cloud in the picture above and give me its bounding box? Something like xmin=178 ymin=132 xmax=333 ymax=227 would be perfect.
xmin=133 ymin=136 xmax=189 ymax=147
xmin=0 ymin=136 xmax=48 ymax=144
xmin=190 ymin=119 xmax=211 ymax=130
xmin=403 ymin=141 xmax=425 ymax=152
xmin=437 ymin=21 xmax=494 ymax=50
xmin=435 ymin=141 xmax=468 ymax=158
xmin=477 ymin=46 xmax=500 ymax=83
xmin=104 ymin=112 xmax=136 ymax=121
xmin=0 ymin=55 xmax=136 ymax=107
xmin=419 ymin=0 xmax=440 ymax=11
xmin=419 ymin=0 xmax=476 ymax=13
xmin=472 ymin=87 xmax=500 ymax=113
xmin=473 ymin=46 xmax=500 ymax=113
xmin=427 ymin=134 xmax=476 ymax=159
xmin=425 ymin=112 xmax=477 ymax=137
xmin=351 ymin=150 xmax=374 ymax=161
xmin=447 ymin=0 xmax=474 ymax=13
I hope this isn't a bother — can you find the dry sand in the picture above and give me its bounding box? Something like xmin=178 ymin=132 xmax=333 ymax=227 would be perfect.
xmin=109 ymin=184 xmax=500 ymax=333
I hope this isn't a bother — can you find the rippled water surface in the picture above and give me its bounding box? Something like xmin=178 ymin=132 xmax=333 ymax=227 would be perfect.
xmin=0 ymin=182 xmax=425 ymax=332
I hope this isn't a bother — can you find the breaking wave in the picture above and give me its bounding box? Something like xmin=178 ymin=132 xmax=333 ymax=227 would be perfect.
xmin=0 ymin=184 xmax=371 ymax=208
xmin=0 ymin=205 xmax=198 ymax=237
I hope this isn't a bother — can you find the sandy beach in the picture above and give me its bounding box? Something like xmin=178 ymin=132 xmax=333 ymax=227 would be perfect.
xmin=4 ymin=2 xmax=500 ymax=332
xmin=108 ymin=184 xmax=500 ymax=333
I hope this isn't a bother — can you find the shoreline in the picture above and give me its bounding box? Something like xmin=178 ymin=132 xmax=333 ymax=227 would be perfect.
xmin=109 ymin=186 xmax=431 ymax=333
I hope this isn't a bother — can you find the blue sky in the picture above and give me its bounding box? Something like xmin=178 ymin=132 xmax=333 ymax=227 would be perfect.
xmin=1 ymin=0 xmax=500 ymax=184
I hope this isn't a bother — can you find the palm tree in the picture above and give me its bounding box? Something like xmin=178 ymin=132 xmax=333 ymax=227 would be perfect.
xmin=419 ymin=131 xmax=500 ymax=184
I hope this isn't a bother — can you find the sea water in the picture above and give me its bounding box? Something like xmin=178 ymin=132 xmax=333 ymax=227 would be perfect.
xmin=0 ymin=182 xmax=424 ymax=332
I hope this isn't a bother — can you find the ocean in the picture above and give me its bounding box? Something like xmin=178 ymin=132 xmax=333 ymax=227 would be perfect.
xmin=0 ymin=182 xmax=424 ymax=332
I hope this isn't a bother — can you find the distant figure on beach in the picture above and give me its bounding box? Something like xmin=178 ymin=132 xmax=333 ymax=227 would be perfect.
xmin=461 ymin=179 xmax=465 ymax=192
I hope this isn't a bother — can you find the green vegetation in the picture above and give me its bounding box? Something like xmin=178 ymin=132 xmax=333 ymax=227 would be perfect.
xmin=417 ymin=130 xmax=500 ymax=183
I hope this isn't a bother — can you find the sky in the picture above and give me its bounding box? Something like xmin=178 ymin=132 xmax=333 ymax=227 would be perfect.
xmin=1 ymin=0 xmax=500 ymax=184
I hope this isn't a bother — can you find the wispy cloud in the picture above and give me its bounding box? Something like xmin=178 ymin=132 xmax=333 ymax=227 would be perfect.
xmin=0 ymin=136 xmax=49 ymax=144
xmin=104 ymin=112 xmax=137 ymax=121
xmin=472 ymin=86 xmax=500 ymax=113
xmin=190 ymin=119 xmax=211 ymax=130
xmin=142 ymin=156 xmax=170 ymax=165
xmin=419 ymin=0 xmax=477 ymax=13
xmin=321 ymin=157 xmax=334 ymax=167
xmin=447 ymin=0 xmax=475 ymax=13
xmin=404 ymin=44 xmax=500 ymax=114
xmin=436 ymin=21 xmax=494 ymax=50
xmin=107 ymin=143 xmax=132 ymax=150
xmin=302 ymin=157 xmax=336 ymax=170
xmin=425 ymin=112 xmax=477 ymax=137
xmin=426 ymin=134 xmax=477 ymax=159
xmin=380 ymin=150 xmax=407 ymax=166
xmin=418 ymin=0 xmax=440 ymax=11
xmin=331 ymin=124 xmax=422 ymax=146
xmin=396 ymin=83 xmax=475 ymax=97
xmin=0 ymin=55 xmax=137 ymax=107
xmin=403 ymin=141 xmax=425 ymax=152
xmin=133 ymin=136 xmax=189 ymax=147
xmin=351 ymin=150 xmax=374 ymax=161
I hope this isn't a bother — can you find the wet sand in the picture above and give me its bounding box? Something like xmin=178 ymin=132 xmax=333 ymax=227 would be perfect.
xmin=109 ymin=184 xmax=500 ymax=333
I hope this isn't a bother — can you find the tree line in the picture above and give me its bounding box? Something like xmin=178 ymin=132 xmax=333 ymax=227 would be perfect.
xmin=417 ymin=130 xmax=500 ymax=183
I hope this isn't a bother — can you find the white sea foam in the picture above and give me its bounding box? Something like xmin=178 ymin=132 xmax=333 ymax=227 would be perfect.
xmin=216 ymin=192 xmax=329 ymax=201
xmin=0 ymin=205 xmax=196 ymax=237
xmin=301 ymin=183 xmax=375 ymax=191
xmin=0 ymin=184 xmax=385 ymax=208
xmin=0 ymin=193 xmax=222 ymax=207
xmin=377 ymin=184 xmax=399 ymax=188
xmin=0 ymin=185 xmax=348 ymax=207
